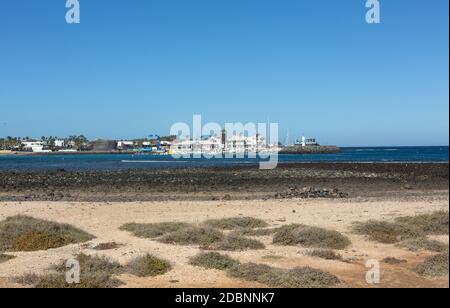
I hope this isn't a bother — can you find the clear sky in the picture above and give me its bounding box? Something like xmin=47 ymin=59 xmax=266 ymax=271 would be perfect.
xmin=0 ymin=0 xmax=448 ymax=146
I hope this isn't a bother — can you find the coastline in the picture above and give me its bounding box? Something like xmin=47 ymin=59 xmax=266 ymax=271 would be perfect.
xmin=0 ymin=161 xmax=448 ymax=288
xmin=0 ymin=162 xmax=448 ymax=202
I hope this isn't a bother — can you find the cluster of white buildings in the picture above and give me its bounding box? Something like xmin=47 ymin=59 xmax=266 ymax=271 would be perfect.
xmin=21 ymin=140 xmax=77 ymax=153
xmin=170 ymin=133 xmax=279 ymax=156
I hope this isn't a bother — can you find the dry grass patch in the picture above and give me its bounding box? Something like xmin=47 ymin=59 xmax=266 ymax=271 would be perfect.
xmin=233 ymin=228 xmax=279 ymax=237
xmin=228 ymin=263 xmax=339 ymax=288
xmin=353 ymin=211 xmax=449 ymax=244
xmin=0 ymin=253 xmax=15 ymax=264
xmin=398 ymin=238 xmax=448 ymax=253
xmin=93 ymin=242 xmax=123 ymax=251
xmin=0 ymin=215 xmax=94 ymax=252
xmin=382 ymin=257 xmax=407 ymax=265
xmin=127 ymin=254 xmax=171 ymax=277
xmin=203 ymin=234 xmax=265 ymax=251
xmin=16 ymin=253 xmax=124 ymax=288
xmin=396 ymin=211 xmax=449 ymax=235
xmin=158 ymin=226 xmax=224 ymax=246
xmin=273 ymin=224 xmax=351 ymax=250
xmin=204 ymin=217 xmax=268 ymax=230
xmin=119 ymin=222 xmax=191 ymax=239
xmin=307 ymin=249 xmax=343 ymax=261
xmin=189 ymin=252 xmax=240 ymax=270
xmin=413 ymin=254 xmax=449 ymax=277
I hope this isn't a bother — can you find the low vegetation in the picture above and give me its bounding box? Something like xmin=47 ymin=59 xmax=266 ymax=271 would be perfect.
xmin=396 ymin=211 xmax=449 ymax=235
xmin=233 ymin=228 xmax=279 ymax=237
xmin=189 ymin=252 xmax=240 ymax=270
xmin=0 ymin=215 xmax=94 ymax=252
xmin=307 ymin=249 xmax=343 ymax=261
xmin=158 ymin=226 xmax=224 ymax=246
xmin=413 ymin=254 xmax=449 ymax=277
xmin=397 ymin=238 xmax=448 ymax=253
xmin=0 ymin=253 xmax=15 ymax=264
xmin=273 ymin=224 xmax=351 ymax=250
xmin=16 ymin=253 xmax=124 ymax=288
xmin=228 ymin=263 xmax=340 ymax=288
xmin=203 ymin=235 xmax=265 ymax=251
xmin=121 ymin=218 xmax=270 ymax=251
xmin=353 ymin=211 xmax=449 ymax=245
xmin=126 ymin=254 xmax=171 ymax=277
xmin=93 ymin=242 xmax=123 ymax=251
xmin=119 ymin=222 xmax=191 ymax=239
xmin=204 ymin=217 xmax=268 ymax=230
xmin=382 ymin=257 xmax=407 ymax=265
xmin=16 ymin=252 xmax=173 ymax=288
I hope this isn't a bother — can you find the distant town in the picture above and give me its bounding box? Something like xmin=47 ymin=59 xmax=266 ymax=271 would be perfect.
xmin=0 ymin=134 xmax=341 ymax=155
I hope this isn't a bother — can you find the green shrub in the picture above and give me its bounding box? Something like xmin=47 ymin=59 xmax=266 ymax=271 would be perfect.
xmin=203 ymin=235 xmax=265 ymax=251
xmin=273 ymin=224 xmax=351 ymax=250
xmin=228 ymin=263 xmax=339 ymax=288
xmin=204 ymin=217 xmax=269 ymax=230
xmin=189 ymin=252 xmax=240 ymax=270
xmin=16 ymin=253 xmax=124 ymax=288
xmin=120 ymin=222 xmax=191 ymax=239
xmin=126 ymin=254 xmax=171 ymax=277
xmin=93 ymin=242 xmax=123 ymax=250
xmin=353 ymin=211 xmax=449 ymax=244
xmin=158 ymin=226 xmax=224 ymax=246
xmin=398 ymin=238 xmax=448 ymax=253
xmin=396 ymin=211 xmax=449 ymax=235
xmin=233 ymin=228 xmax=279 ymax=237
xmin=413 ymin=254 xmax=449 ymax=277
xmin=307 ymin=249 xmax=343 ymax=261
xmin=0 ymin=216 xmax=94 ymax=252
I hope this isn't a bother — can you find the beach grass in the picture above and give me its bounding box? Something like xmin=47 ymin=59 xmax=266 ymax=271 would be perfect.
xmin=158 ymin=226 xmax=224 ymax=246
xmin=0 ymin=215 xmax=94 ymax=252
xmin=272 ymin=224 xmax=351 ymax=250
xmin=413 ymin=254 xmax=449 ymax=277
xmin=204 ymin=217 xmax=269 ymax=230
xmin=306 ymin=249 xmax=343 ymax=261
xmin=232 ymin=228 xmax=280 ymax=237
xmin=126 ymin=254 xmax=171 ymax=277
xmin=202 ymin=234 xmax=265 ymax=251
xmin=228 ymin=263 xmax=339 ymax=288
xmin=119 ymin=222 xmax=191 ymax=239
xmin=189 ymin=252 xmax=240 ymax=271
xmin=397 ymin=238 xmax=448 ymax=253
xmin=92 ymin=242 xmax=123 ymax=251
xmin=15 ymin=253 xmax=124 ymax=288
xmin=353 ymin=211 xmax=449 ymax=244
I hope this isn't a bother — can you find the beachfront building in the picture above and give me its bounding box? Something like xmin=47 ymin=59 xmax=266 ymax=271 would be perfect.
xmin=170 ymin=133 xmax=277 ymax=156
xmin=117 ymin=141 xmax=134 ymax=151
xmin=54 ymin=139 xmax=65 ymax=148
xmin=21 ymin=141 xmax=51 ymax=153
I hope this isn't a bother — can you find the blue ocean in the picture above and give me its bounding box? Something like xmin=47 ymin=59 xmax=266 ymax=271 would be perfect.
xmin=0 ymin=146 xmax=448 ymax=172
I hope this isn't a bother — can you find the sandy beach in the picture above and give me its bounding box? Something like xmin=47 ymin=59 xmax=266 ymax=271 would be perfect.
xmin=0 ymin=163 xmax=448 ymax=288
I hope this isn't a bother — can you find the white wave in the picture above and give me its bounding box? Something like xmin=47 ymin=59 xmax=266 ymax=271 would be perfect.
xmin=121 ymin=160 xmax=188 ymax=163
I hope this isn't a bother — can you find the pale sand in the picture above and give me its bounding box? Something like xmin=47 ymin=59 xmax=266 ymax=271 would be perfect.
xmin=0 ymin=194 xmax=448 ymax=288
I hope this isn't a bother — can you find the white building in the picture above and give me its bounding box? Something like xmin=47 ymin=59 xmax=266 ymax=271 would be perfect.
xmin=117 ymin=141 xmax=134 ymax=150
xmin=54 ymin=139 xmax=65 ymax=148
xmin=170 ymin=133 xmax=277 ymax=156
xmin=296 ymin=136 xmax=319 ymax=147
xmin=21 ymin=141 xmax=51 ymax=153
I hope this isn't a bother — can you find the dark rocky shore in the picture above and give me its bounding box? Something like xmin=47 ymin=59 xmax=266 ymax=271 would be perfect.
xmin=0 ymin=163 xmax=448 ymax=202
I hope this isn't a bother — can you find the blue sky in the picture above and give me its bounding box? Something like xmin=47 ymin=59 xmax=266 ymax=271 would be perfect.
xmin=0 ymin=0 xmax=448 ymax=146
